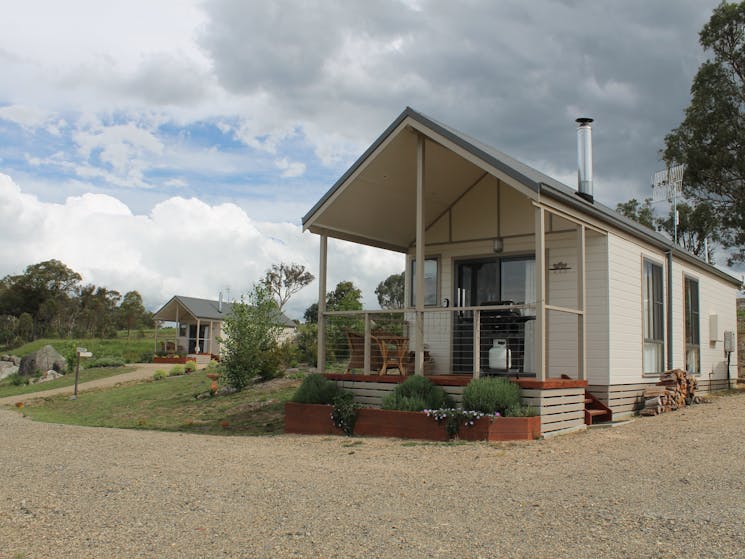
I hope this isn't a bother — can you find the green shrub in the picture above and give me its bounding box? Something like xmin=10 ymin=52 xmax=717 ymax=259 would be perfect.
xmin=382 ymin=394 xmax=427 ymax=411
xmin=139 ymin=352 xmax=154 ymax=363
xmin=381 ymin=375 xmax=453 ymax=411
xmin=462 ymin=377 xmax=521 ymax=415
xmin=221 ymin=286 xmax=282 ymax=390
xmin=85 ymin=356 xmax=126 ymax=369
xmin=169 ymin=365 xmax=185 ymax=376
xmin=506 ymin=403 xmax=539 ymax=417
xmin=153 ymin=370 xmax=166 ymax=381
xmin=184 ymin=361 xmax=197 ymax=373
xmin=276 ymin=340 xmax=300 ymax=368
xmin=291 ymin=373 xmax=343 ymax=404
xmin=331 ymin=391 xmax=358 ymax=436
xmin=8 ymin=373 xmax=25 ymax=386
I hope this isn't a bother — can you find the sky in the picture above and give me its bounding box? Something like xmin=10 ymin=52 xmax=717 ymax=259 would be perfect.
xmin=0 ymin=0 xmax=734 ymax=319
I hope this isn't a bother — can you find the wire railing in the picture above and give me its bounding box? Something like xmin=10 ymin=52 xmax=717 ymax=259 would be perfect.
xmin=321 ymin=304 xmax=537 ymax=377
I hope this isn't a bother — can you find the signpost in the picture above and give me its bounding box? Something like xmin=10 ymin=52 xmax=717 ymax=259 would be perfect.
xmin=72 ymin=347 xmax=93 ymax=399
xmin=652 ymin=164 xmax=686 ymax=244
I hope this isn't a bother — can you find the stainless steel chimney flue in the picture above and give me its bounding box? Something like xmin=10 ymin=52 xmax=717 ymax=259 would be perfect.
xmin=218 ymin=291 xmax=223 ymax=313
xmin=576 ymin=117 xmax=594 ymax=203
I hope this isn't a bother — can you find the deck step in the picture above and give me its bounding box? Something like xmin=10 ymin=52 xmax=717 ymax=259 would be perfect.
xmin=583 ymin=389 xmax=613 ymax=426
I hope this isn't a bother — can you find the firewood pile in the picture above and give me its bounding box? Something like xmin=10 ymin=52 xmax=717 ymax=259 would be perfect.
xmin=640 ymin=368 xmax=698 ymax=416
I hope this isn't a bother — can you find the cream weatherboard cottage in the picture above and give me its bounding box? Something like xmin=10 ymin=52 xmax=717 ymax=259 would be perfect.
xmin=153 ymin=295 xmax=296 ymax=365
xmin=302 ymin=107 xmax=740 ymax=436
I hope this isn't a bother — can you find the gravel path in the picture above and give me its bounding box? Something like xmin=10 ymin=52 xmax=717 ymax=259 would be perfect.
xmin=1 ymin=392 xmax=745 ymax=558
xmin=0 ymin=364 xmax=168 ymax=406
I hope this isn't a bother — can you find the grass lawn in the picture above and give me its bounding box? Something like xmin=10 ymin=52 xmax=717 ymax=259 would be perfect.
xmin=14 ymin=372 xmax=302 ymax=436
xmin=0 ymin=366 xmax=134 ymax=398
xmin=4 ymin=328 xmax=177 ymax=361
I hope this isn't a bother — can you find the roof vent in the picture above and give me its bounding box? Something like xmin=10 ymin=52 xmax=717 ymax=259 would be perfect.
xmin=218 ymin=291 xmax=223 ymax=313
xmin=576 ymin=117 xmax=594 ymax=203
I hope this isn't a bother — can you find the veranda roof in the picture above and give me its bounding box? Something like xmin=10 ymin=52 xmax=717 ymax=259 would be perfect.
xmin=302 ymin=107 xmax=741 ymax=287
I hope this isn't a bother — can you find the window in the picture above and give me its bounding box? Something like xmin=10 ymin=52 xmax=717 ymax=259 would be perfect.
xmin=684 ymin=277 xmax=700 ymax=374
xmin=643 ymin=259 xmax=664 ymax=373
xmin=500 ymin=257 xmax=536 ymax=308
xmin=411 ymin=258 xmax=438 ymax=306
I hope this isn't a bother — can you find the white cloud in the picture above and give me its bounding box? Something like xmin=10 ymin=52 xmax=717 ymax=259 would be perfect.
xmin=0 ymin=173 xmax=402 ymax=319
xmin=0 ymin=105 xmax=56 ymax=130
xmin=275 ymin=157 xmax=306 ymax=178
xmin=71 ymin=121 xmax=164 ymax=186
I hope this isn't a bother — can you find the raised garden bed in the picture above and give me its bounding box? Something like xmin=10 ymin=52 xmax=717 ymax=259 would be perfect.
xmin=284 ymin=402 xmax=540 ymax=441
xmin=152 ymin=356 xmax=196 ymax=364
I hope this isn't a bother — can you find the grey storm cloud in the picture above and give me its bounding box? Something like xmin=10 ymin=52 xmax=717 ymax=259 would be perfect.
xmin=200 ymin=0 xmax=721 ymax=204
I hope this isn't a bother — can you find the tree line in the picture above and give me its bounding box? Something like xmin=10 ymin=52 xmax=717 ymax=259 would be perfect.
xmin=0 ymin=259 xmax=152 ymax=347
xmin=618 ymin=2 xmax=745 ymax=269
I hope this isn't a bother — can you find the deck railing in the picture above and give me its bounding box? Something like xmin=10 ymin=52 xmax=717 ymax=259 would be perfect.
xmin=320 ymin=304 xmax=536 ymax=377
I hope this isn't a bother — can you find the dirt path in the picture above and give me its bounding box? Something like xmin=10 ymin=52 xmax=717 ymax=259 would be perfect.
xmin=1 ymin=391 xmax=745 ymax=558
xmin=0 ymin=363 xmax=163 ymax=406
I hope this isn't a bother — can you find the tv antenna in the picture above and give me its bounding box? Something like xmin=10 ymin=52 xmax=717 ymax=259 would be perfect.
xmin=652 ymin=163 xmax=686 ymax=244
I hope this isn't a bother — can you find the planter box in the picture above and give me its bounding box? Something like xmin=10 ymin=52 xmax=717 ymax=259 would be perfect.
xmin=284 ymin=403 xmax=540 ymax=441
xmin=152 ymin=357 xmax=196 ymax=364
xmin=284 ymin=402 xmax=343 ymax=435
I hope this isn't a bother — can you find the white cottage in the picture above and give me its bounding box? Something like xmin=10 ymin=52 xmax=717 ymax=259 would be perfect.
xmin=303 ymin=107 xmax=740 ymax=436
xmin=153 ymin=295 xmax=297 ymax=365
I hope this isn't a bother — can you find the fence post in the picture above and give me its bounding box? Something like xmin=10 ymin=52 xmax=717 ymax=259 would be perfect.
xmin=363 ymin=313 xmax=371 ymax=375
xmin=473 ymin=309 xmax=481 ymax=379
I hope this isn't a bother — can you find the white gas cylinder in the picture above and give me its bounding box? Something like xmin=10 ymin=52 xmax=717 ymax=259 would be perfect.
xmin=488 ymin=339 xmax=511 ymax=371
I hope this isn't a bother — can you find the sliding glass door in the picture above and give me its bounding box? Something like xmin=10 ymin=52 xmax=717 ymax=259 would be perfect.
xmin=453 ymin=256 xmax=535 ymax=373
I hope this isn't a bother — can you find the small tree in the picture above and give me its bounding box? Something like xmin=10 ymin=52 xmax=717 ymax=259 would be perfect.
xmin=375 ymin=272 xmax=405 ymax=309
xmin=117 ymin=290 xmax=152 ymax=343
xmin=261 ymin=262 xmax=314 ymax=311
xmin=220 ymin=284 xmax=282 ymax=391
xmin=615 ymin=198 xmax=656 ymax=230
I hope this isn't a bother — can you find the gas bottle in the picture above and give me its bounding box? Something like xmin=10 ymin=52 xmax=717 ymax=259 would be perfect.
xmin=488 ymin=339 xmax=511 ymax=371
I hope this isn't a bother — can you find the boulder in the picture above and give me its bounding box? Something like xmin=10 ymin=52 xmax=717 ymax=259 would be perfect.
xmin=19 ymin=345 xmax=67 ymax=377
xmin=38 ymin=370 xmax=64 ymax=383
xmin=1 ymin=354 xmax=21 ymax=365
xmin=0 ymin=360 xmax=18 ymax=381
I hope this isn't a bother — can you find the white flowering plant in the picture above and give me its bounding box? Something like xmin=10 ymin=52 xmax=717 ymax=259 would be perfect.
xmin=423 ymin=408 xmax=500 ymax=439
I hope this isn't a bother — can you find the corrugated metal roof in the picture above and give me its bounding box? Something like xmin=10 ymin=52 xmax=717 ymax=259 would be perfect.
xmin=154 ymin=295 xmax=296 ymax=327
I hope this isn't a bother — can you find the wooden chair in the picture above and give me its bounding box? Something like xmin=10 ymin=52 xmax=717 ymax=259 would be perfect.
xmin=344 ymin=331 xmax=407 ymax=375
xmin=344 ymin=331 xmax=366 ymax=373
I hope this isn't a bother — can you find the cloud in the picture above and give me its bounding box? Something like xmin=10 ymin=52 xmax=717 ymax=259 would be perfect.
xmin=0 ymin=173 xmax=403 ymax=319
xmin=275 ymin=157 xmax=306 ymax=178
xmin=0 ymin=105 xmax=58 ymax=130
xmin=195 ymin=0 xmax=722 ymax=206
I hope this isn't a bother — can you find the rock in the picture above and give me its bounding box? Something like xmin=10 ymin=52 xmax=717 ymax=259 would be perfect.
xmin=19 ymin=345 xmax=67 ymax=377
xmin=1 ymin=354 xmax=21 ymax=365
xmin=0 ymin=360 xmax=19 ymax=380
xmin=38 ymin=370 xmax=64 ymax=383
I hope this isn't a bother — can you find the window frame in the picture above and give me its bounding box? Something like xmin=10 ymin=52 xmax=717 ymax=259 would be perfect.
xmin=410 ymin=257 xmax=439 ymax=307
xmin=684 ymin=275 xmax=700 ymax=374
xmin=642 ymin=258 xmax=665 ymax=374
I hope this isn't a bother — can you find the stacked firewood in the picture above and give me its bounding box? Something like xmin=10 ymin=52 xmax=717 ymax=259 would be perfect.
xmin=640 ymin=368 xmax=698 ymax=416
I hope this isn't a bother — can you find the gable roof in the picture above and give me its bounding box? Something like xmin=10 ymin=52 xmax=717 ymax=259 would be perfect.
xmin=303 ymin=106 xmax=741 ymax=287
xmin=153 ymin=295 xmax=296 ymax=327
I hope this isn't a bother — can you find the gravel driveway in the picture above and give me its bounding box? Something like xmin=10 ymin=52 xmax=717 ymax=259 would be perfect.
xmin=1 ymin=392 xmax=744 ymax=558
